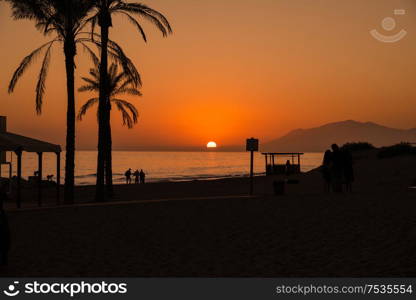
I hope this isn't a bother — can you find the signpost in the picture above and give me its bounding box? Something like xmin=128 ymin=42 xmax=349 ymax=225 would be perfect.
xmin=246 ymin=138 xmax=259 ymax=195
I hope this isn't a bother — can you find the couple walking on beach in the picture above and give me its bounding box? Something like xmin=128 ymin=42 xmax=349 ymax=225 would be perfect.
xmin=321 ymin=144 xmax=354 ymax=193
xmin=125 ymin=168 xmax=146 ymax=185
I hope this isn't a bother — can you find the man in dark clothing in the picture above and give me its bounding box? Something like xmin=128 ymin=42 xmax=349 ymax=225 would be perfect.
xmin=331 ymin=144 xmax=344 ymax=193
xmin=133 ymin=170 xmax=140 ymax=184
xmin=139 ymin=169 xmax=146 ymax=184
xmin=342 ymin=149 xmax=354 ymax=192
xmin=321 ymin=150 xmax=333 ymax=192
xmin=125 ymin=169 xmax=132 ymax=185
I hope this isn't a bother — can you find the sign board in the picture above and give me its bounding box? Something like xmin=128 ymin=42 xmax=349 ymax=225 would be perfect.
xmin=246 ymin=138 xmax=259 ymax=152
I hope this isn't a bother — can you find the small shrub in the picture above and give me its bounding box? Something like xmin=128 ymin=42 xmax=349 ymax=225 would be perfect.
xmin=341 ymin=142 xmax=376 ymax=152
xmin=377 ymin=142 xmax=416 ymax=159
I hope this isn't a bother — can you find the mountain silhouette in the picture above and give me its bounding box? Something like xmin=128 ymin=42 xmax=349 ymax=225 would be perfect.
xmin=262 ymin=120 xmax=416 ymax=152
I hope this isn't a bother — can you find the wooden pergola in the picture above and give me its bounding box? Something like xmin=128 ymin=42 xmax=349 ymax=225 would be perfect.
xmin=0 ymin=116 xmax=61 ymax=208
xmin=262 ymin=152 xmax=304 ymax=175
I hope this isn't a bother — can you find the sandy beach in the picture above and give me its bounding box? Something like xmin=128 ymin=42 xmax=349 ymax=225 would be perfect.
xmin=2 ymin=150 xmax=416 ymax=277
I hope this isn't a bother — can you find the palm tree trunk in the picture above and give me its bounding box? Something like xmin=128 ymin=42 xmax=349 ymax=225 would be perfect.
xmin=105 ymin=105 xmax=114 ymax=196
xmin=95 ymin=104 xmax=106 ymax=202
xmin=95 ymin=11 xmax=110 ymax=202
xmin=64 ymin=39 xmax=76 ymax=204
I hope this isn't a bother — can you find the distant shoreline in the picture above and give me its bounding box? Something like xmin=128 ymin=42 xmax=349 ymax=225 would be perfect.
xmin=74 ymin=149 xmax=321 ymax=153
xmin=2 ymin=151 xmax=323 ymax=186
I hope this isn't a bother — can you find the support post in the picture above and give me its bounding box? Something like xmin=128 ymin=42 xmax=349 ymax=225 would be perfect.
xmin=8 ymin=162 xmax=12 ymax=193
xmin=246 ymin=138 xmax=259 ymax=195
xmin=37 ymin=152 xmax=43 ymax=207
xmin=250 ymin=150 xmax=254 ymax=195
xmin=15 ymin=149 xmax=22 ymax=209
xmin=56 ymin=152 xmax=61 ymax=205
xmin=264 ymin=154 xmax=268 ymax=175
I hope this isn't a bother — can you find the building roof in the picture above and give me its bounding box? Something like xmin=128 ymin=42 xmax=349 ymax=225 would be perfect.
xmin=261 ymin=153 xmax=304 ymax=156
xmin=0 ymin=131 xmax=61 ymax=153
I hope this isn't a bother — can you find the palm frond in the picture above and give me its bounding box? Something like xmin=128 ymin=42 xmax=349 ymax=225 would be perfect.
xmin=78 ymin=85 xmax=98 ymax=93
xmin=111 ymin=69 xmax=126 ymax=88
xmin=80 ymin=76 xmax=99 ymax=88
xmin=76 ymin=11 xmax=98 ymax=35
xmin=77 ymin=37 xmax=142 ymax=88
xmin=114 ymin=101 xmax=134 ymax=128
xmin=35 ymin=42 xmax=53 ymax=114
xmin=6 ymin=0 xmax=50 ymax=22
xmin=115 ymin=77 xmax=134 ymax=92
xmin=77 ymin=97 xmax=99 ymax=120
xmin=117 ymin=3 xmax=172 ymax=36
xmin=5 ymin=0 xmax=95 ymax=120
xmin=79 ymin=42 xmax=100 ymax=67
xmin=8 ymin=40 xmax=55 ymax=93
xmin=116 ymin=11 xmax=147 ymax=42
xmin=113 ymin=98 xmax=139 ymax=128
xmin=114 ymin=87 xmax=142 ymax=97
xmin=106 ymin=39 xmax=142 ymax=87
xmin=89 ymin=68 xmax=100 ymax=80
xmin=109 ymin=63 xmax=118 ymax=81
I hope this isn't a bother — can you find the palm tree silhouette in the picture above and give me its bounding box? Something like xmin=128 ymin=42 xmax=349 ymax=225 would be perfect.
xmin=5 ymin=0 xmax=139 ymax=203
xmin=87 ymin=1 xmax=172 ymax=200
xmin=5 ymin=0 xmax=94 ymax=203
xmin=78 ymin=62 xmax=140 ymax=133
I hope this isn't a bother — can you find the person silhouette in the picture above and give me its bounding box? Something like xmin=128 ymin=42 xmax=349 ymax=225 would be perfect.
xmin=331 ymin=144 xmax=344 ymax=193
xmin=321 ymin=150 xmax=333 ymax=192
xmin=125 ymin=168 xmax=132 ymax=185
xmin=139 ymin=169 xmax=146 ymax=184
xmin=342 ymin=149 xmax=354 ymax=192
xmin=133 ymin=169 xmax=140 ymax=184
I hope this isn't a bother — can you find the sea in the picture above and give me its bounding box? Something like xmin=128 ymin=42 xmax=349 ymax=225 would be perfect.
xmin=0 ymin=151 xmax=323 ymax=186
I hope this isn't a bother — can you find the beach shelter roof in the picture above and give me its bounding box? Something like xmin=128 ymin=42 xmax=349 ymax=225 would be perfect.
xmin=0 ymin=131 xmax=61 ymax=153
xmin=0 ymin=116 xmax=62 ymax=209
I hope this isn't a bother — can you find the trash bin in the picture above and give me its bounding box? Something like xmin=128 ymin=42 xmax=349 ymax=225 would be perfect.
xmin=273 ymin=180 xmax=285 ymax=195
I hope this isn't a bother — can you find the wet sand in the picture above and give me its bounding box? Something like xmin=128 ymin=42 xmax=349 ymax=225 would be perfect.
xmin=2 ymin=150 xmax=416 ymax=277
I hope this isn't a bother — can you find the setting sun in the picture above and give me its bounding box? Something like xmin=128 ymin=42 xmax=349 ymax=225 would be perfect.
xmin=207 ymin=141 xmax=217 ymax=148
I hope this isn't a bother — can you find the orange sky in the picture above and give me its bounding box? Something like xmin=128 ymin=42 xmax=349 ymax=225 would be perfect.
xmin=1 ymin=0 xmax=416 ymax=150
